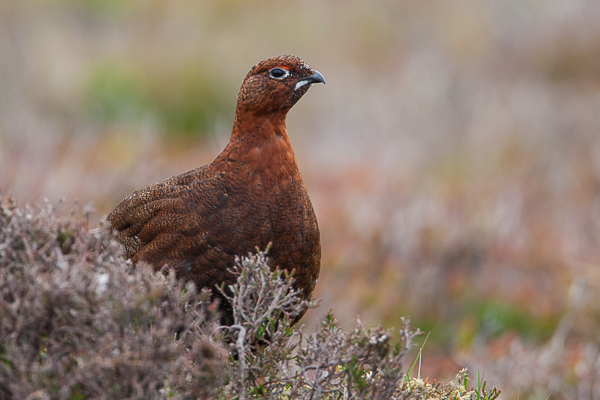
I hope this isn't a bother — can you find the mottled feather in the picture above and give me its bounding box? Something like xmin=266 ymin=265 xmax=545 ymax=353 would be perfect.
xmin=108 ymin=55 xmax=324 ymax=323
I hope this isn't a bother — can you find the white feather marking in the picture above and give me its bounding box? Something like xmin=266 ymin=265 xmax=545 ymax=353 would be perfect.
xmin=294 ymin=80 xmax=310 ymax=91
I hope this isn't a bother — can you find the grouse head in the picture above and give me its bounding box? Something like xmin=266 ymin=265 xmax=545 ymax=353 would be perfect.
xmin=236 ymin=55 xmax=325 ymax=117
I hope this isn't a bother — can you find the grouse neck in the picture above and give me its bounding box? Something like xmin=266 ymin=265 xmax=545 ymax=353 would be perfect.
xmin=231 ymin=110 xmax=288 ymax=138
xmin=214 ymin=112 xmax=300 ymax=177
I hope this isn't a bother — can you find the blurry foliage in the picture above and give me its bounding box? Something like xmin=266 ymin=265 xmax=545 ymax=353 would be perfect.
xmin=85 ymin=61 xmax=232 ymax=138
xmin=465 ymin=300 xmax=557 ymax=343
xmin=85 ymin=63 xmax=149 ymax=124
xmin=536 ymin=37 xmax=600 ymax=83
xmin=2 ymin=0 xmax=600 ymax=398
xmin=74 ymin=0 xmax=133 ymax=19
xmin=408 ymin=299 xmax=557 ymax=353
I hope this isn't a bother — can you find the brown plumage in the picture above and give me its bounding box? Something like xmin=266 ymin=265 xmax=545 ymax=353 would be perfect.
xmin=108 ymin=55 xmax=324 ymax=323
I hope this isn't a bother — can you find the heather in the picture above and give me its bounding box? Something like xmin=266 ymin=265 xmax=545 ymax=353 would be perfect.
xmin=0 ymin=196 xmax=499 ymax=398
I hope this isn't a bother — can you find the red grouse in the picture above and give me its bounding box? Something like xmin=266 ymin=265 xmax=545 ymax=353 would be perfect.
xmin=108 ymin=55 xmax=324 ymax=323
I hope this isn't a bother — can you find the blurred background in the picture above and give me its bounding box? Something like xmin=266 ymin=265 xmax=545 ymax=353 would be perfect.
xmin=2 ymin=1 xmax=600 ymax=397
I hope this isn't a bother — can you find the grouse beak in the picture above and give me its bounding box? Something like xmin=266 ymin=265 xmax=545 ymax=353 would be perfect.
xmin=306 ymin=70 xmax=326 ymax=85
xmin=294 ymin=70 xmax=325 ymax=90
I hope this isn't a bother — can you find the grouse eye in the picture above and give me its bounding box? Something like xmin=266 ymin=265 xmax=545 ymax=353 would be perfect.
xmin=269 ymin=67 xmax=290 ymax=79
